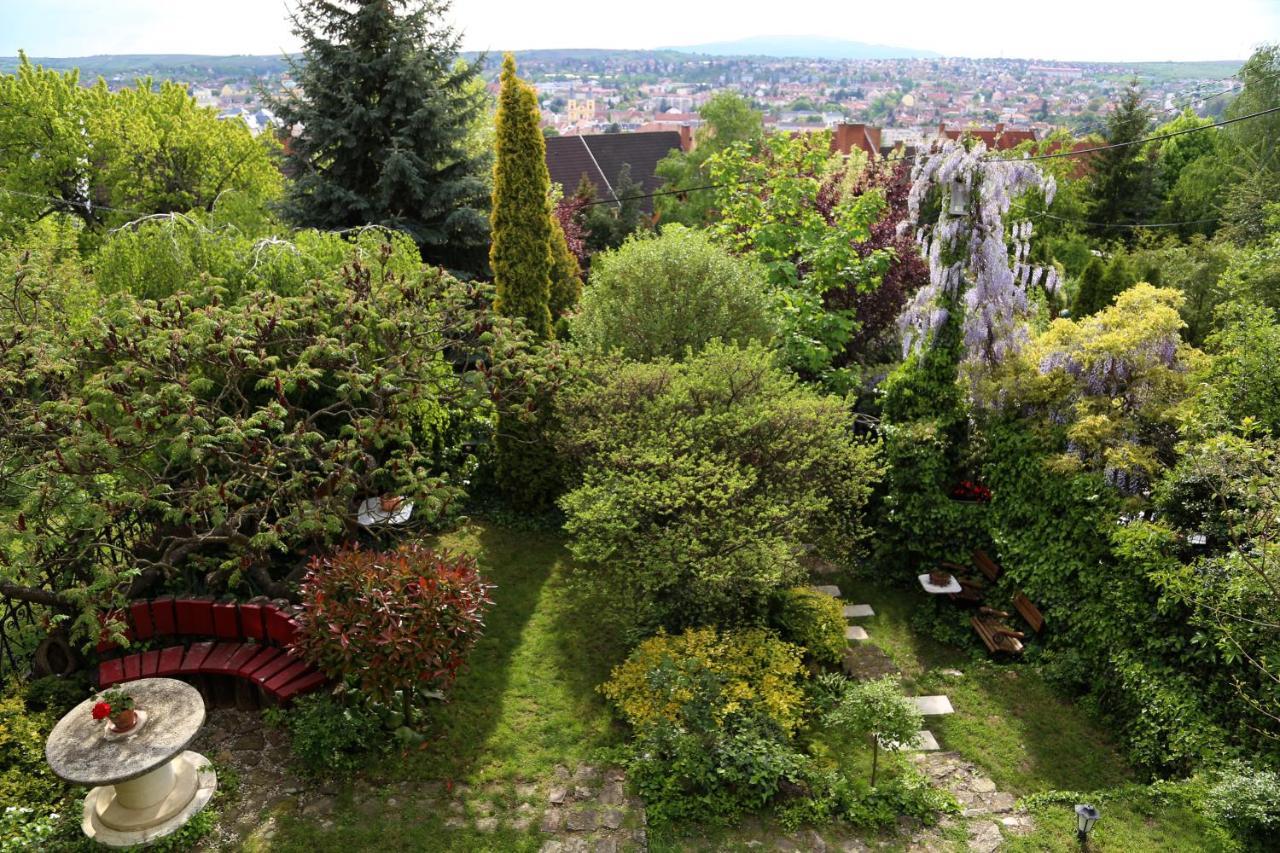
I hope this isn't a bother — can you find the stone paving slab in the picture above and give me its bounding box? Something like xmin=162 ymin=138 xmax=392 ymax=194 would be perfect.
xmin=911 ymin=695 xmax=954 ymax=715
xmin=844 ymin=625 xmax=869 ymax=641
xmin=843 ymin=604 xmax=875 ymax=618
xmin=880 ymin=729 xmax=940 ymax=752
xmin=809 ymin=585 xmax=842 ymax=598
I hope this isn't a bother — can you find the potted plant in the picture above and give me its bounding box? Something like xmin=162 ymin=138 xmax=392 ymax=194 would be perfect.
xmin=92 ymin=687 xmax=139 ymax=734
xmin=928 ymin=567 xmax=954 ymax=587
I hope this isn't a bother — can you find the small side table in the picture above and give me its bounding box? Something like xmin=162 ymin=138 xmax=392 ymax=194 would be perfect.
xmin=45 ymin=677 xmax=217 ymax=848
xmin=917 ymin=573 xmax=962 ymax=595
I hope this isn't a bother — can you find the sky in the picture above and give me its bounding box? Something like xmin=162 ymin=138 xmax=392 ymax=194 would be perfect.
xmin=1 ymin=0 xmax=1277 ymax=62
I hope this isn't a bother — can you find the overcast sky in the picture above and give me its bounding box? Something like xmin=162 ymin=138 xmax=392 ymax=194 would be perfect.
xmin=2 ymin=0 xmax=1276 ymax=62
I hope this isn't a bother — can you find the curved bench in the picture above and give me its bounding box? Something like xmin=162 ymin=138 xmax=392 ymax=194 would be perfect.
xmin=95 ymin=597 xmax=326 ymax=704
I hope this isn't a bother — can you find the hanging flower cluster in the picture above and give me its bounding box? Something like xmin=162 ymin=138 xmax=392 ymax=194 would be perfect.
xmin=898 ymin=142 xmax=1058 ymax=364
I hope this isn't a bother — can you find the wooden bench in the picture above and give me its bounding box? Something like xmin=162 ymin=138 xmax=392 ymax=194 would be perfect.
xmin=95 ymin=597 xmax=326 ymax=705
xmin=972 ymin=549 xmax=1003 ymax=583
xmin=971 ymin=614 xmax=1025 ymax=655
xmin=1011 ymin=592 xmax=1045 ymax=633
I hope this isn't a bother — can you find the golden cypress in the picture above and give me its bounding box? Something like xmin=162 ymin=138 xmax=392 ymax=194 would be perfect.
xmin=490 ymin=54 xmax=553 ymax=340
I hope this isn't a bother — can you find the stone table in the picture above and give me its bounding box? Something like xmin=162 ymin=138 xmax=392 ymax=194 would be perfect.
xmin=45 ymin=677 xmax=217 ymax=848
xmin=917 ymin=573 xmax=962 ymax=594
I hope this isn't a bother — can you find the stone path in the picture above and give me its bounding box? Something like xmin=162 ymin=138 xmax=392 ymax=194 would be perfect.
xmin=907 ymin=751 xmax=1034 ymax=852
xmin=844 ymin=604 xmax=875 ymax=618
xmin=845 ymin=625 xmax=869 ymax=641
xmin=538 ymin=763 xmax=648 ymax=852
xmin=911 ymin=695 xmax=955 ymax=716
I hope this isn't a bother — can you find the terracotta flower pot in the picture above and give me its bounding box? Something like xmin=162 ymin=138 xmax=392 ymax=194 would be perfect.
xmin=379 ymin=495 xmax=404 ymax=513
xmin=928 ymin=570 xmax=953 ymax=586
xmin=109 ymin=708 xmax=139 ymax=734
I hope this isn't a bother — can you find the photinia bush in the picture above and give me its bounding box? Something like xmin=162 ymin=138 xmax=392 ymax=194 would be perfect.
xmin=293 ymin=544 xmax=494 ymax=708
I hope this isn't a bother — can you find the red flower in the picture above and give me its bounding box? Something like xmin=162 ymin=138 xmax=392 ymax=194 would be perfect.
xmin=92 ymin=702 xmax=112 ymax=721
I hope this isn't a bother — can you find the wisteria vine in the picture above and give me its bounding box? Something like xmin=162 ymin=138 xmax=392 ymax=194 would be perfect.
xmin=898 ymin=142 xmax=1059 ymax=365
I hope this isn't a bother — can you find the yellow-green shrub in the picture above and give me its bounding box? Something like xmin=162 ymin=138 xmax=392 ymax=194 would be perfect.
xmin=601 ymin=627 xmax=806 ymax=735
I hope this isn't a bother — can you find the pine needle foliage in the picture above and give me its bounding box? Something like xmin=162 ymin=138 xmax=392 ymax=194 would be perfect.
xmin=270 ymin=0 xmax=490 ymax=275
xmin=490 ymin=53 xmax=554 ymax=340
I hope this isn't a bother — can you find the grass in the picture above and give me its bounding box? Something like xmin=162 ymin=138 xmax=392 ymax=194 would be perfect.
xmin=266 ymin=519 xmax=629 ymax=852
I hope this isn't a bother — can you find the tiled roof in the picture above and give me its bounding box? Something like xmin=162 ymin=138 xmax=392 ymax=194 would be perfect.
xmin=544 ymin=131 xmax=682 ymax=212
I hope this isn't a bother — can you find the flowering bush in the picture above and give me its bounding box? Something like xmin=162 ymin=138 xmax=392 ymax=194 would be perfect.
xmin=293 ymin=545 xmax=493 ymax=708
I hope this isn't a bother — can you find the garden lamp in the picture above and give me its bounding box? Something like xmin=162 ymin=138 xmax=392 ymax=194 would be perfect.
xmin=949 ymin=178 xmax=970 ymax=215
xmin=1074 ymin=803 xmax=1100 ymax=842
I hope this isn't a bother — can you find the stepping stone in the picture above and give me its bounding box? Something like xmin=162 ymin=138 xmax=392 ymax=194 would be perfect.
xmin=879 ymin=729 xmax=940 ymax=752
xmin=845 ymin=625 xmax=868 ymax=641
xmin=843 ymin=604 xmax=875 ymax=618
xmin=911 ymin=695 xmax=954 ymax=715
xmin=809 ymin=584 xmax=841 ymax=598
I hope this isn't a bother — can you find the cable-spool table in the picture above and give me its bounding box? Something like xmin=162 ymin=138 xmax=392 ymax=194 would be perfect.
xmin=45 ymin=677 xmax=217 ymax=847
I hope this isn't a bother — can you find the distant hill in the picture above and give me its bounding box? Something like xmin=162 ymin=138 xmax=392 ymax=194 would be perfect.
xmin=659 ymin=36 xmax=940 ymax=60
xmin=0 ymin=54 xmax=292 ymax=80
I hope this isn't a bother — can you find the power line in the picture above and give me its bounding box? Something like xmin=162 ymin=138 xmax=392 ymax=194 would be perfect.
xmin=997 ymin=105 xmax=1280 ymax=162
xmin=0 ymin=186 xmax=152 ymax=218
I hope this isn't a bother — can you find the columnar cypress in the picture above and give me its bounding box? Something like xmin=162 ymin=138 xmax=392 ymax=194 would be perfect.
xmin=548 ymin=217 xmax=582 ymax=327
xmin=490 ymin=54 xmax=553 ymax=339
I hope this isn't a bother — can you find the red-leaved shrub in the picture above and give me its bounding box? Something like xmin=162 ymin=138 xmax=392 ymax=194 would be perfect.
xmin=292 ymin=545 xmax=494 ymax=703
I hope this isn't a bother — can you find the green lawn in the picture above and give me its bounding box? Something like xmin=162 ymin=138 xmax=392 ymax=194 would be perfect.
xmin=266 ymin=520 xmax=629 ymax=852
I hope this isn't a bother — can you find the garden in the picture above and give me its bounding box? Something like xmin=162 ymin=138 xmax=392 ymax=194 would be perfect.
xmin=2 ymin=3 xmax=1280 ymax=851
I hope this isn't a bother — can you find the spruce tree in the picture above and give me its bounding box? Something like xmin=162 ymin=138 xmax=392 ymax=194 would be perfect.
xmin=271 ymin=0 xmax=489 ymax=275
xmin=490 ymin=54 xmax=553 ymax=340
xmin=1085 ymin=81 xmax=1156 ymax=240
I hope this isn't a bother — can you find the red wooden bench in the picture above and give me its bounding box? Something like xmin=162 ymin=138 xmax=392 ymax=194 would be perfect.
xmin=972 ymin=549 xmax=1003 ymax=583
xmin=95 ymin=597 xmax=326 ymax=704
xmin=1011 ymin=592 xmax=1045 ymax=633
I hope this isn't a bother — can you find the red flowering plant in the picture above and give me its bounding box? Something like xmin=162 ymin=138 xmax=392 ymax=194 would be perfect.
xmin=91 ymin=688 xmax=135 ymax=722
xmin=950 ymin=480 xmax=993 ymax=502
xmin=291 ymin=544 xmax=494 ymax=721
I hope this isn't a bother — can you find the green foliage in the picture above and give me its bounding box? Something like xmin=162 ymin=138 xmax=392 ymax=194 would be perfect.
xmin=654 ymin=92 xmax=764 ymax=226
xmin=1085 ymin=81 xmax=1157 ymax=240
xmin=0 ymin=238 xmax=545 ymax=639
xmin=1206 ymin=761 xmax=1280 ymax=849
xmin=600 ymin=627 xmax=808 ymax=824
xmin=270 ymin=0 xmax=490 ymax=274
xmin=1071 ymin=256 xmax=1108 ymax=317
xmin=93 ymin=218 xmax=425 ymax=302
xmin=812 ymin=673 xmax=921 ymax=785
xmin=0 ymin=54 xmax=280 ymax=242
xmin=22 ymin=675 xmax=90 ymax=715
xmin=0 ymin=689 xmax=79 ymax=851
xmin=580 ymin=165 xmax=650 ymax=255
xmin=294 ymin=544 xmax=493 ymax=707
xmin=1197 ymin=302 xmax=1280 ymax=436
xmin=571 ymin=225 xmax=774 ymax=361
xmin=558 ymin=342 xmax=880 ymax=630
xmin=770 ymin=587 xmax=847 ymax=666
xmin=707 ymin=133 xmax=891 ymax=391
xmin=1218 ymin=44 xmax=1280 ymax=244
xmin=264 ymin=692 xmax=388 ymax=777
xmin=491 ymin=54 xmax=554 ymax=341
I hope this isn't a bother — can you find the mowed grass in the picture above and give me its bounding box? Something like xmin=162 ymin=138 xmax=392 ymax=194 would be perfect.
xmin=266 ymin=520 xmax=629 ymax=852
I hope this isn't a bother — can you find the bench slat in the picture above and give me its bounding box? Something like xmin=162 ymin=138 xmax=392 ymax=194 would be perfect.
xmin=179 ymin=641 xmax=215 ymax=673
xmin=175 ymin=599 xmax=216 ymax=636
xmin=212 ymin=603 xmax=240 ymax=640
xmin=272 ymin=670 xmax=327 ymax=702
xmin=98 ymin=658 xmax=125 ymax=688
xmin=156 ymin=645 xmax=186 ymax=676
xmin=151 ymin=596 xmax=177 ymax=636
xmin=129 ymin=601 xmax=155 ymax=641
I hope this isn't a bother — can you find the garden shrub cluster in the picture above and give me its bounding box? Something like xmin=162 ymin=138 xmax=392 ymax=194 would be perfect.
xmin=558 ymin=341 xmax=880 ymax=631
xmin=770 ymin=587 xmax=847 ymax=666
xmin=600 ymin=627 xmax=808 ymax=823
xmin=293 ymin=544 xmax=494 ymax=711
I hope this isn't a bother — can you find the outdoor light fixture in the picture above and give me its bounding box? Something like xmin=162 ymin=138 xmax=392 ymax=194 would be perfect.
xmin=1074 ymin=803 xmax=1100 ymax=842
xmin=949 ymin=178 xmax=971 ymax=215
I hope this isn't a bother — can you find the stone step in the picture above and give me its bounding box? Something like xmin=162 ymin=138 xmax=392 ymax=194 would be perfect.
xmin=910 ymin=695 xmax=954 ymax=715
xmin=880 ymin=729 xmax=940 ymax=752
xmin=844 ymin=625 xmax=868 ymax=641
xmin=843 ymin=604 xmax=874 ymax=618
xmin=809 ymin=584 xmax=842 ymax=598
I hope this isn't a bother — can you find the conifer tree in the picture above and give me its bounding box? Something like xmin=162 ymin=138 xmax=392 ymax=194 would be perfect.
xmin=548 ymin=217 xmax=582 ymax=329
xmin=1085 ymin=81 xmax=1156 ymax=240
xmin=1072 ymin=256 xmax=1108 ymax=317
xmin=270 ymin=0 xmax=489 ymax=275
xmin=490 ymin=53 xmax=553 ymax=340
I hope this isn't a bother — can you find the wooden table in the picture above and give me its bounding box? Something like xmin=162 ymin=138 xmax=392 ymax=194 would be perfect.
xmin=45 ymin=677 xmax=217 ymax=848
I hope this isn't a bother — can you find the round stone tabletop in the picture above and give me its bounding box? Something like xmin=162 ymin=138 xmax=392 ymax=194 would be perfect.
xmin=45 ymin=677 xmax=206 ymax=786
